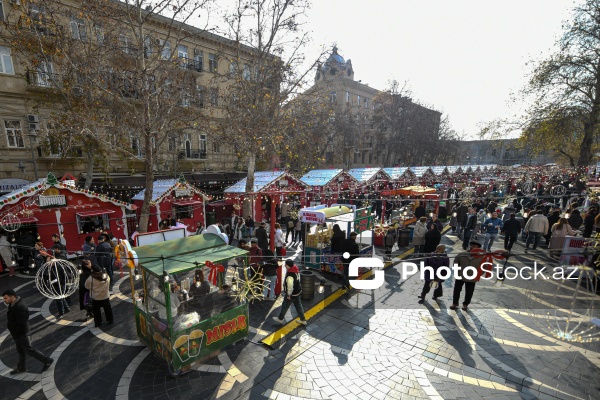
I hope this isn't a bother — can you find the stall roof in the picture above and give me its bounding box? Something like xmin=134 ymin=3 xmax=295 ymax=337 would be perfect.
xmin=383 ymin=167 xmax=410 ymax=180
xmin=223 ymin=171 xmax=288 ymax=193
xmin=446 ymin=166 xmax=460 ymax=174
xmin=430 ymin=166 xmax=448 ymax=176
xmin=131 ymin=179 xmax=177 ymax=201
xmin=135 ymin=233 xmax=248 ymax=276
xmin=409 ymin=167 xmax=434 ymax=178
xmin=347 ymin=168 xmax=389 ymax=183
xmin=299 ymin=169 xmax=347 ymax=187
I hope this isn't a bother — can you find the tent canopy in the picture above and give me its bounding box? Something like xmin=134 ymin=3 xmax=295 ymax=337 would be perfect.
xmin=300 ymin=169 xmax=345 ymax=187
xmin=396 ymin=185 xmax=437 ymax=196
xmin=135 ymin=233 xmax=247 ymax=276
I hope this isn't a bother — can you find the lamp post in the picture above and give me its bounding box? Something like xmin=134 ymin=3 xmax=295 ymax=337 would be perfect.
xmin=27 ymin=129 xmax=39 ymax=180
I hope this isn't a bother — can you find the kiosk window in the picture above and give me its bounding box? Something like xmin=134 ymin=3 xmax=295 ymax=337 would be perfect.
xmin=76 ymin=213 xmax=110 ymax=233
xmin=174 ymin=205 xmax=193 ymax=220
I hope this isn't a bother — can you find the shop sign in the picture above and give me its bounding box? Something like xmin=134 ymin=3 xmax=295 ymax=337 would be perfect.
xmin=355 ymin=207 xmax=370 ymax=218
xmin=354 ymin=216 xmax=373 ymax=234
xmin=138 ymin=304 xmax=249 ymax=371
xmin=300 ymin=211 xmax=325 ymax=224
xmin=0 ymin=179 xmax=30 ymax=193
xmin=175 ymin=188 xmax=191 ymax=197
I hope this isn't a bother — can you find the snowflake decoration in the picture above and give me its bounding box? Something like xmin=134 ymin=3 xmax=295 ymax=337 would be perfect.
xmin=288 ymin=208 xmax=298 ymax=220
xmin=374 ymin=224 xmax=387 ymax=237
xmin=233 ymin=203 xmax=241 ymax=211
xmin=233 ymin=266 xmax=268 ymax=303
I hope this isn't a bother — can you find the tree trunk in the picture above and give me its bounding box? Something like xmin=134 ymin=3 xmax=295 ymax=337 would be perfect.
xmin=138 ymin=128 xmax=153 ymax=234
xmin=579 ymin=119 xmax=598 ymax=166
xmin=84 ymin=149 xmax=94 ymax=189
xmin=245 ymin=150 xmax=256 ymax=194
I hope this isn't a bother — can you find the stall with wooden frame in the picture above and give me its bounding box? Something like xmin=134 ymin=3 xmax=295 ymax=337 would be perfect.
xmin=129 ymin=233 xmax=249 ymax=376
xmin=131 ymin=175 xmax=209 ymax=235
xmin=299 ymin=169 xmax=358 ymax=206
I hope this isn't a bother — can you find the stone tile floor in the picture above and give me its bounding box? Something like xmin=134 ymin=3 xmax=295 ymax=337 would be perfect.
xmin=1 ymin=231 xmax=599 ymax=399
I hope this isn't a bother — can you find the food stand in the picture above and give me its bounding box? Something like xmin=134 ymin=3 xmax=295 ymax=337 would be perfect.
xmin=128 ymin=233 xmax=249 ymax=375
xmin=299 ymin=204 xmax=374 ymax=274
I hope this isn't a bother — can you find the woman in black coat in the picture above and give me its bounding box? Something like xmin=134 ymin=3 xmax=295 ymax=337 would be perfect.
xmin=423 ymin=225 xmax=442 ymax=254
xmin=78 ymin=260 xmax=94 ymax=311
xmin=330 ymin=225 xmax=345 ymax=253
xmin=583 ymin=208 xmax=598 ymax=238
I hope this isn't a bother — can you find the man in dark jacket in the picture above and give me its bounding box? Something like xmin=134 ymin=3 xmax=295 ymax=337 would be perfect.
xmin=255 ymin=222 xmax=269 ymax=252
xmin=414 ymin=203 xmax=426 ymax=219
xmin=418 ymin=245 xmax=449 ymax=303
xmin=461 ymin=208 xmax=477 ymax=250
xmin=502 ymin=213 xmax=521 ymax=251
xmin=51 ymin=233 xmax=67 ymax=260
xmin=341 ymin=232 xmax=360 ymax=289
xmin=3 ymin=289 xmax=53 ymax=374
xmin=96 ymin=234 xmax=114 ymax=291
xmin=273 ymin=260 xmax=307 ymax=325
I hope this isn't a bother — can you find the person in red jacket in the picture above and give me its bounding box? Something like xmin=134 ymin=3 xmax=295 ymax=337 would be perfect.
xmin=272 ymin=260 xmax=307 ymax=325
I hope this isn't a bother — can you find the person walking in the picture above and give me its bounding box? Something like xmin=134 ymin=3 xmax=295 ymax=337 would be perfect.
xmin=423 ymin=224 xmax=442 ymax=254
xmin=84 ymin=266 xmax=113 ymax=327
xmin=567 ymin=209 xmax=583 ymax=231
xmin=502 ymin=213 xmax=521 ymax=251
xmin=3 ymin=289 xmax=53 ymax=374
xmin=272 ymin=260 xmax=307 ymax=325
xmin=455 ymin=204 xmax=469 ymax=237
xmin=583 ymin=207 xmax=598 ymax=238
xmin=294 ymin=219 xmax=302 ymax=244
xmin=426 ymin=214 xmax=443 ymax=232
xmin=450 ymin=241 xmax=486 ymax=311
xmin=78 ymin=260 xmax=94 ymax=318
xmin=261 ymin=249 xmax=279 ymax=300
xmin=255 ymin=222 xmax=269 ymax=253
xmin=524 ymin=211 xmax=550 ymax=252
xmin=0 ymin=233 xmax=13 ymax=273
xmin=482 ymin=212 xmax=503 ymax=252
xmin=461 ymin=208 xmax=477 ymax=250
xmin=549 ymin=218 xmax=574 ymax=258
xmin=412 ymin=217 xmax=428 ymax=257
xmin=274 ymin=223 xmax=285 ymax=258
xmin=418 ymin=245 xmax=449 ymax=303
xmin=245 ymin=216 xmax=254 ymax=238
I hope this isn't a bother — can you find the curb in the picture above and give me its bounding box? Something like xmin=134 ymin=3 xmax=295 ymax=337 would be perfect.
xmin=260 ymin=225 xmax=451 ymax=349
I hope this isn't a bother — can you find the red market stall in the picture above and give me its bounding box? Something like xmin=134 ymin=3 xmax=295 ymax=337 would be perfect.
xmin=396 ymin=185 xmax=440 ymax=217
xmin=0 ymin=172 xmax=135 ymax=257
xmin=299 ymin=169 xmax=358 ymax=206
xmin=131 ymin=175 xmax=209 ymax=235
xmin=383 ymin=167 xmax=416 ymax=190
xmin=348 ymin=168 xmax=391 ymax=194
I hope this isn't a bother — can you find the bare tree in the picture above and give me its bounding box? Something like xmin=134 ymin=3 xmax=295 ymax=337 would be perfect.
xmin=2 ymin=0 xmax=214 ymax=232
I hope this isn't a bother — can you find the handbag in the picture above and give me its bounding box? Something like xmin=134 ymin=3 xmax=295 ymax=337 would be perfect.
xmin=280 ymin=247 xmax=287 ymax=257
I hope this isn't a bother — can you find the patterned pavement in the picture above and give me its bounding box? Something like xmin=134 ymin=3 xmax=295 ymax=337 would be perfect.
xmin=1 ymin=231 xmax=600 ymax=400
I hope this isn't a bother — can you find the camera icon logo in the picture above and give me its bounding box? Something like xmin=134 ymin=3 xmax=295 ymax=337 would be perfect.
xmin=344 ymin=252 xmax=385 ymax=290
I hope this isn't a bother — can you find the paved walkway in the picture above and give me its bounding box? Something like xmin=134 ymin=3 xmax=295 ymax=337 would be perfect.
xmin=1 ymin=231 xmax=599 ymax=399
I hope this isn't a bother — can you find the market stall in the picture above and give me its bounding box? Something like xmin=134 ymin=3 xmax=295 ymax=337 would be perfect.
xmin=299 ymin=204 xmax=374 ymax=274
xmin=299 ymin=169 xmax=357 ymax=206
xmin=348 ymin=168 xmax=391 ymax=194
xmin=129 ymin=233 xmax=249 ymax=375
xmin=0 ymin=172 xmax=134 ymax=257
xmin=132 ymin=175 xmax=209 ymax=234
xmin=383 ymin=167 xmax=416 ymax=190
xmin=395 ymin=185 xmax=439 ymax=217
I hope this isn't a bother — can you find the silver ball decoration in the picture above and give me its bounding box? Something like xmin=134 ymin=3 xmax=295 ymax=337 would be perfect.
xmin=35 ymin=259 xmax=80 ymax=299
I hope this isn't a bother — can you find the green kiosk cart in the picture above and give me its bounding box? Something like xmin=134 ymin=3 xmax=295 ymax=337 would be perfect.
xmin=129 ymin=233 xmax=249 ymax=375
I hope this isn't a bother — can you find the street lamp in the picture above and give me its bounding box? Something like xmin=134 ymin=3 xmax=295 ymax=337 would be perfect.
xmin=26 ymin=129 xmax=39 ymax=180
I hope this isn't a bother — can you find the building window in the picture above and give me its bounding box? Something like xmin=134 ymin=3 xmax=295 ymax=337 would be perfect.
xmin=229 ymin=60 xmax=237 ymax=76
xmin=0 ymin=2 xmax=4 ymax=22
xmin=329 ymin=91 xmax=336 ymax=103
xmin=491 ymin=149 xmax=497 ymax=157
xmin=243 ymin=64 xmax=251 ymax=80
xmin=199 ymin=134 xmax=207 ymax=159
xmin=209 ymin=87 xmax=218 ymax=107
xmin=208 ymin=53 xmax=217 ymax=73
xmin=131 ymin=137 xmax=143 ymax=157
xmin=143 ymin=35 xmax=152 ymax=58
xmin=195 ymin=85 xmax=205 ymax=108
xmin=178 ymin=45 xmax=188 ymax=59
xmin=346 ymin=91 xmax=350 ymax=103
xmin=168 ymin=136 xmax=177 ymax=151
xmin=70 ymin=17 xmax=86 ymax=40
xmin=4 ymin=120 xmax=24 ymax=148
xmin=364 ymin=98 xmax=368 ymax=108
xmin=160 ymin=40 xmax=171 ymax=60
xmin=119 ymin=35 xmax=135 ymax=54
xmin=212 ymin=141 xmax=220 ymax=153
xmin=194 ymin=51 xmax=203 ymax=72
xmin=77 ymin=213 xmax=110 ymax=234
xmin=357 ymin=95 xmax=360 ymax=107
xmin=0 ymin=46 xmax=14 ymax=74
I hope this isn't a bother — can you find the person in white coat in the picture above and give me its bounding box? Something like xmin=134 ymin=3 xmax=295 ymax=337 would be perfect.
xmin=0 ymin=233 xmax=13 ymax=273
xmin=412 ymin=217 xmax=428 ymax=257
xmin=274 ymin=223 xmax=285 ymax=258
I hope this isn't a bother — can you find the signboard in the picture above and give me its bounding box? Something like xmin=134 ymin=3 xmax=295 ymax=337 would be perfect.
xmin=299 ymin=210 xmax=326 ymax=224
xmin=559 ymin=236 xmax=593 ymax=266
xmin=0 ymin=178 xmax=30 ymax=193
xmin=354 ymin=216 xmax=374 ymax=234
xmin=137 ymin=304 xmax=249 ymax=371
xmin=355 ymin=207 xmax=370 ymax=218
xmin=175 ymin=188 xmax=191 ymax=197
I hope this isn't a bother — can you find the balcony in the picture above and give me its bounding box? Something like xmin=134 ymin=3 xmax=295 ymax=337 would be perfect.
xmin=177 ymin=57 xmax=203 ymax=73
xmin=26 ymin=70 xmax=62 ymax=90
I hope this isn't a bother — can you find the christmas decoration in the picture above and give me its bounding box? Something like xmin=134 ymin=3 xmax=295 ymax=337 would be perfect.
xmin=1 ymin=213 xmax=21 ymax=232
xmin=35 ymin=259 xmax=80 ymax=300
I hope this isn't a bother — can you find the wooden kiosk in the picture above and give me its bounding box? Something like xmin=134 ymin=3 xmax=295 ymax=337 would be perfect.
xmin=129 ymin=233 xmax=249 ymax=375
xmin=299 ymin=204 xmax=374 ymax=275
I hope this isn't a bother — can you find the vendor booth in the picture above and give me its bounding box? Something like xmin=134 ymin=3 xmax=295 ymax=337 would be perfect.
xmin=396 ymin=186 xmax=440 ymax=217
xmin=299 ymin=169 xmax=357 ymax=206
xmin=0 ymin=173 xmax=134 ymax=258
xmin=383 ymin=167 xmax=416 ymax=190
xmin=348 ymin=168 xmax=391 ymax=193
xmin=132 ymin=175 xmax=208 ymax=234
xmin=409 ymin=167 xmax=436 ymax=185
xmin=223 ymin=171 xmax=308 ymax=224
xmin=299 ymin=205 xmax=374 ymax=274
xmin=129 ymin=233 xmax=249 ymax=375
